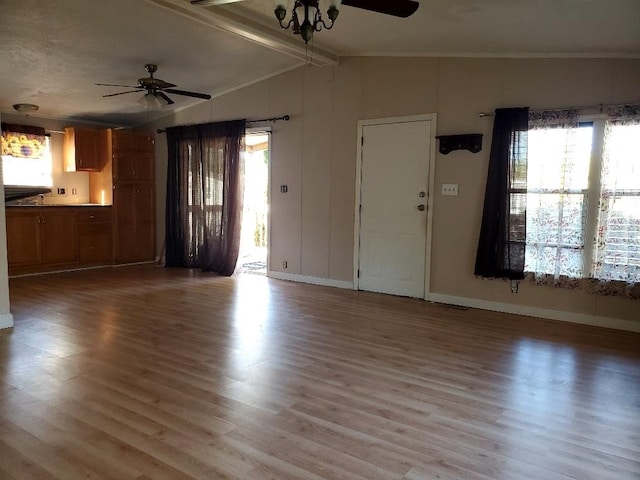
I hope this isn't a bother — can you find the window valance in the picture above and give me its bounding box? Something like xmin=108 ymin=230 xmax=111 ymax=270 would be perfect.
xmin=1 ymin=123 xmax=47 ymax=159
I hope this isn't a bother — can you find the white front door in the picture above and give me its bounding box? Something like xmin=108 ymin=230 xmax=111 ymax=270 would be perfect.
xmin=357 ymin=119 xmax=433 ymax=298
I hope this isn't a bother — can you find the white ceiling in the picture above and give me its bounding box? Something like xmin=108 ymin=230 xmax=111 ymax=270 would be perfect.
xmin=1 ymin=0 xmax=639 ymax=127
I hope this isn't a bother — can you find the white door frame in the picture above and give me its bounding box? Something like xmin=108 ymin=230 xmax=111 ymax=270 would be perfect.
xmin=353 ymin=114 xmax=437 ymax=298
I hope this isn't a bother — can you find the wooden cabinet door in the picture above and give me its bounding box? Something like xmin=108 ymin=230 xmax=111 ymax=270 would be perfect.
xmin=75 ymin=129 xmax=106 ymax=171
xmin=113 ymin=183 xmax=138 ymax=264
xmin=134 ymin=134 xmax=155 ymax=182
xmin=113 ymin=183 xmax=155 ymax=263
xmin=39 ymin=210 xmax=78 ymax=265
xmin=64 ymin=128 xmax=106 ymax=172
xmin=135 ymin=183 xmax=156 ymax=261
xmin=6 ymin=211 xmax=40 ymax=269
xmin=136 ymin=133 xmax=155 ymax=154
xmin=133 ymin=152 xmax=155 ymax=182
xmin=75 ymin=129 xmax=98 ymax=170
xmin=113 ymin=152 xmax=136 ymax=182
xmin=112 ymin=130 xmax=137 ymax=153
xmin=115 ymin=152 xmax=153 ymax=183
xmin=111 ymin=130 xmax=156 ymax=264
xmin=78 ymin=208 xmax=112 ymax=265
xmin=112 ymin=132 xmax=154 ymax=182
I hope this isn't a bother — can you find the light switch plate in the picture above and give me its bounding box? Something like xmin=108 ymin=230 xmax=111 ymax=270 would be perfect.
xmin=442 ymin=183 xmax=459 ymax=196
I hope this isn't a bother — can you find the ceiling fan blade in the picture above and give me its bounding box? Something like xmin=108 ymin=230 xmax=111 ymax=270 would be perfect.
xmin=102 ymin=90 xmax=143 ymax=97
xmin=191 ymin=0 xmax=244 ymax=6
xmin=96 ymin=83 xmax=140 ymax=88
xmin=341 ymin=0 xmax=419 ymax=17
xmin=164 ymin=89 xmax=212 ymax=100
xmin=158 ymin=92 xmax=175 ymax=105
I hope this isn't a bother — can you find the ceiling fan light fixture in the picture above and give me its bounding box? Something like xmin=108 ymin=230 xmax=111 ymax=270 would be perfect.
xmin=275 ymin=1 xmax=338 ymax=44
xmin=138 ymin=92 xmax=163 ymax=110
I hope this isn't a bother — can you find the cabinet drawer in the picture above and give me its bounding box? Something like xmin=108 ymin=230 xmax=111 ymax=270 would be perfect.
xmin=78 ymin=209 xmax=112 ymax=223
xmin=78 ymin=222 xmax=111 ymax=236
xmin=79 ymin=234 xmax=112 ymax=264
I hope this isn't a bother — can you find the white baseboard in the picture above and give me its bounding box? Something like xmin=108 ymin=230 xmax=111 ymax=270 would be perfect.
xmin=267 ymin=270 xmax=354 ymax=290
xmin=0 ymin=312 xmax=13 ymax=329
xmin=427 ymin=292 xmax=640 ymax=333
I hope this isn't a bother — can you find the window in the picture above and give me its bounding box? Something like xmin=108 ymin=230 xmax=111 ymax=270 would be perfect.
xmin=1 ymin=125 xmax=53 ymax=187
xmin=525 ymin=122 xmax=592 ymax=278
xmin=525 ymin=109 xmax=640 ymax=295
xmin=593 ymin=121 xmax=640 ymax=282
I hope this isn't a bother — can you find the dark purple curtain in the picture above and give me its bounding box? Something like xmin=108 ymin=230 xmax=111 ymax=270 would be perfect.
xmin=165 ymin=119 xmax=246 ymax=275
xmin=474 ymin=107 xmax=529 ymax=280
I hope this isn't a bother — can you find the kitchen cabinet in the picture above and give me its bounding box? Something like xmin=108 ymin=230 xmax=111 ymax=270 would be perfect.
xmin=63 ymin=127 xmax=107 ymax=172
xmin=112 ymin=131 xmax=155 ymax=183
xmin=6 ymin=210 xmax=40 ymax=269
xmin=78 ymin=208 xmax=113 ymax=265
xmin=113 ymin=183 xmax=155 ymax=264
xmin=6 ymin=206 xmax=113 ymax=275
xmin=39 ymin=209 xmax=78 ymax=264
xmin=6 ymin=207 xmax=78 ymax=275
xmin=111 ymin=130 xmax=156 ymax=264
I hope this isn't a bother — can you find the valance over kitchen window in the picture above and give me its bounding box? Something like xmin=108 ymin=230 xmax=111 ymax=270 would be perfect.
xmin=1 ymin=123 xmax=47 ymax=159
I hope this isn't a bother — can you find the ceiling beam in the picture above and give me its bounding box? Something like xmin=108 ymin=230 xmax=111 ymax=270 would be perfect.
xmin=144 ymin=0 xmax=339 ymax=67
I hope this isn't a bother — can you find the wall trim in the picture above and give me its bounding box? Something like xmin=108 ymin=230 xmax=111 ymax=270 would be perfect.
xmin=268 ymin=271 xmax=353 ymax=290
xmin=427 ymin=292 xmax=640 ymax=333
xmin=0 ymin=313 xmax=13 ymax=329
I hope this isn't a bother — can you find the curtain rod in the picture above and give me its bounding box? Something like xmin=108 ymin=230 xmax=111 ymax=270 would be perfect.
xmin=156 ymin=115 xmax=290 ymax=134
xmin=478 ymin=102 xmax=640 ymax=117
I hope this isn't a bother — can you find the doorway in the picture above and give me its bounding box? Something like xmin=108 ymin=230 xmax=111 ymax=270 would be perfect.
xmin=354 ymin=115 xmax=436 ymax=298
xmin=238 ymin=132 xmax=270 ymax=275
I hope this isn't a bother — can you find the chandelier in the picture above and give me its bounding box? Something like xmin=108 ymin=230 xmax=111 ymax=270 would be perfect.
xmin=274 ymin=1 xmax=339 ymax=44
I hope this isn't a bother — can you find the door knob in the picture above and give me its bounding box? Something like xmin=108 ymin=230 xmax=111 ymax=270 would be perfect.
xmin=419 ymin=191 xmax=426 ymax=197
xmin=417 ymin=204 xmax=425 ymax=211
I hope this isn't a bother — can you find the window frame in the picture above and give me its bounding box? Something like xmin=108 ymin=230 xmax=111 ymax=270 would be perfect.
xmin=524 ymin=114 xmax=627 ymax=281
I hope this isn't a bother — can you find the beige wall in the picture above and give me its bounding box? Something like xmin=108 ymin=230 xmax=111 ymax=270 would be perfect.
xmin=149 ymin=57 xmax=640 ymax=326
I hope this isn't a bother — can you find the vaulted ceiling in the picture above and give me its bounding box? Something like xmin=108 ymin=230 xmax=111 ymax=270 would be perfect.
xmin=1 ymin=0 xmax=639 ymax=127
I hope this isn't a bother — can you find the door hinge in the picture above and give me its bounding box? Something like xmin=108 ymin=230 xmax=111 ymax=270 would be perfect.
xmin=361 ymin=136 xmax=364 ymax=146
xmin=357 ymin=269 xmax=360 ymax=278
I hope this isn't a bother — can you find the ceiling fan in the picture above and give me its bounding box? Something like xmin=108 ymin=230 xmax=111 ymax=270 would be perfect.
xmin=191 ymin=1 xmax=419 ymax=43
xmin=96 ymin=64 xmax=212 ymax=108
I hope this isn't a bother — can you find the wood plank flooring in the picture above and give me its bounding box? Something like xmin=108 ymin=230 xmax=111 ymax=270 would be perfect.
xmin=1 ymin=265 xmax=639 ymax=479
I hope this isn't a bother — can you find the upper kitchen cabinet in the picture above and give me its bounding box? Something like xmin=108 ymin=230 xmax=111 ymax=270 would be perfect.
xmin=63 ymin=127 xmax=108 ymax=172
xmin=112 ymin=130 xmax=155 ymax=183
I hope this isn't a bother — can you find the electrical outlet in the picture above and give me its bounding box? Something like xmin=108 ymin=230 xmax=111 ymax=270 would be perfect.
xmin=57 ymin=188 xmax=66 ymax=195
xmin=71 ymin=188 xmax=77 ymax=195
xmin=282 ymin=261 xmax=288 ymax=269
xmin=441 ymin=183 xmax=458 ymax=196
xmin=280 ymin=185 xmax=288 ymax=193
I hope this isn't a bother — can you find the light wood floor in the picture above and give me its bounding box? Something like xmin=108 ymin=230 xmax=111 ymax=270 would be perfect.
xmin=1 ymin=265 xmax=639 ymax=480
